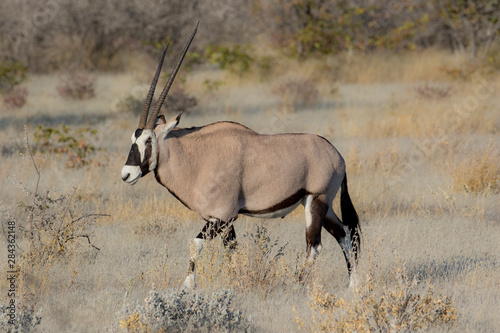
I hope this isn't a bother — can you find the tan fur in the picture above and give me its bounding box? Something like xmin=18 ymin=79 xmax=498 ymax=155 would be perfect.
xmin=153 ymin=118 xmax=346 ymax=222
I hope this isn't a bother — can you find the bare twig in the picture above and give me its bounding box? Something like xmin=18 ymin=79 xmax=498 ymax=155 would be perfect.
xmin=69 ymin=213 xmax=111 ymax=226
xmin=65 ymin=234 xmax=101 ymax=251
xmin=24 ymin=125 xmax=40 ymax=192
xmin=81 ymin=234 xmax=101 ymax=251
xmin=24 ymin=126 xmax=40 ymax=231
xmin=58 ymin=186 xmax=77 ymax=233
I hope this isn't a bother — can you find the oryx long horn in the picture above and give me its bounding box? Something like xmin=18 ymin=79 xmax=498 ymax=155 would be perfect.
xmin=138 ymin=42 xmax=170 ymax=129
xmin=145 ymin=22 xmax=199 ymax=129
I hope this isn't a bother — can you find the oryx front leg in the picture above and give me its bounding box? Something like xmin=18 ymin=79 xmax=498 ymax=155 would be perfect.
xmin=183 ymin=218 xmax=236 ymax=289
xmin=222 ymin=224 xmax=237 ymax=253
xmin=184 ymin=237 xmax=204 ymax=289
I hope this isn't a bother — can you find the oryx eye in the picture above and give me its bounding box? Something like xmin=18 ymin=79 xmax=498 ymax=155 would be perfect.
xmin=145 ymin=138 xmax=152 ymax=145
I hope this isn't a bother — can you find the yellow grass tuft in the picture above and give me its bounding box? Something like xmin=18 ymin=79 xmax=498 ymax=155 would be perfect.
xmin=296 ymin=263 xmax=458 ymax=332
xmin=194 ymin=225 xmax=295 ymax=292
xmin=119 ymin=313 xmax=147 ymax=333
xmin=450 ymin=149 xmax=500 ymax=193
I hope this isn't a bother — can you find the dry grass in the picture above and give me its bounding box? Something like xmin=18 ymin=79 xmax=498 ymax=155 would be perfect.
xmin=449 ymin=148 xmax=500 ymax=193
xmin=192 ymin=224 xmax=297 ymax=293
xmin=338 ymin=50 xmax=467 ymax=83
xmin=297 ymin=264 xmax=458 ymax=332
xmin=0 ymin=50 xmax=499 ymax=332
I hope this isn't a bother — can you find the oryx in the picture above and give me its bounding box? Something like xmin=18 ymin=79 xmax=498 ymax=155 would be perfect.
xmin=121 ymin=24 xmax=361 ymax=288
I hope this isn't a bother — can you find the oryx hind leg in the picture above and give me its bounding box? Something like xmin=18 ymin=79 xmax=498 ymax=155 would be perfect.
xmin=183 ymin=218 xmax=236 ymax=289
xmin=323 ymin=207 xmax=359 ymax=287
xmin=303 ymin=195 xmax=328 ymax=263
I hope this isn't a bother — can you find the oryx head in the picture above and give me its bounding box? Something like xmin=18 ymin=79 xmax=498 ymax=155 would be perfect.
xmin=121 ymin=23 xmax=198 ymax=185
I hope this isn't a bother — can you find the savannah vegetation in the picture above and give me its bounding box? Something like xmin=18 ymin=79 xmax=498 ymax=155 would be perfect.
xmin=0 ymin=1 xmax=499 ymax=332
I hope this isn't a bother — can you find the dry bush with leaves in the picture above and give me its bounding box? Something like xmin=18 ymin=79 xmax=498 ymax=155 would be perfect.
xmin=0 ymin=0 xmax=255 ymax=72
xmin=1 ymin=85 xmax=28 ymax=109
xmin=193 ymin=225 xmax=296 ymax=292
xmin=57 ymin=73 xmax=95 ymax=100
xmin=296 ymin=263 xmax=458 ymax=332
xmin=414 ymin=83 xmax=452 ymax=99
xmin=33 ymin=125 xmax=101 ymax=168
xmin=12 ymin=128 xmax=108 ymax=267
xmin=119 ymin=289 xmax=252 ymax=333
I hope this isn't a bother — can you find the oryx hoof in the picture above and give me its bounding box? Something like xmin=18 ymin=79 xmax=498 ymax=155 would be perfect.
xmin=183 ymin=273 xmax=196 ymax=290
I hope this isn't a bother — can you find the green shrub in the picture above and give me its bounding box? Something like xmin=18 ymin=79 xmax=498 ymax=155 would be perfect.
xmin=203 ymin=79 xmax=225 ymax=92
xmin=0 ymin=62 xmax=28 ymax=109
xmin=205 ymin=44 xmax=254 ymax=76
xmin=33 ymin=125 xmax=100 ymax=168
xmin=0 ymin=62 xmax=27 ymax=94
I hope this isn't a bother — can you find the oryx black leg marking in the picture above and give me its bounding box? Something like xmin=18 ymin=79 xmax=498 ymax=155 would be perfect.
xmin=187 ymin=218 xmax=236 ymax=281
xmin=304 ymin=195 xmax=328 ymax=262
xmin=222 ymin=225 xmax=237 ymax=250
xmin=196 ymin=218 xmax=234 ymax=241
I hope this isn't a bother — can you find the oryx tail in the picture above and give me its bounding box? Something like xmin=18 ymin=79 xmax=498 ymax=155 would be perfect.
xmin=340 ymin=174 xmax=360 ymax=260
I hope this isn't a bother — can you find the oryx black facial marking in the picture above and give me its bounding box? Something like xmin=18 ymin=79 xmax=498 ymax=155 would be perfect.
xmin=125 ymin=143 xmax=141 ymax=166
xmin=122 ymin=129 xmax=157 ymax=184
xmin=134 ymin=128 xmax=144 ymax=138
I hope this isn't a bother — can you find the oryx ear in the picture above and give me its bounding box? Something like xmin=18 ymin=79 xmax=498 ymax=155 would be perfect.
xmin=155 ymin=112 xmax=183 ymax=139
xmin=154 ymin=114 xmax=166 ymax=127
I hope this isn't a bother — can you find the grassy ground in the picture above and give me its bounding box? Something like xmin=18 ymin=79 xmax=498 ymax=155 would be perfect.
xmin=0 ymin=50 xmax=499 ymax=332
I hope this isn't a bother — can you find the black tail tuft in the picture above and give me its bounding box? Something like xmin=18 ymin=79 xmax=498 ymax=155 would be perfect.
xmin=340 ymin=173 xmax=361 ymax=260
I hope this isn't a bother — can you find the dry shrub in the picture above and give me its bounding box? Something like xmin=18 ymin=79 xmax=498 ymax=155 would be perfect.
xmin=119 ymin=289 xmax=252 ymax=333
xmin=450 ymin=150 xmax=500 ymax=193
xmin=296 ymin=264 xmax=458 ymax=332
xmin=195 ymin=225 xmax=292 ymax=292
xmin=0 ymin=298 xmax=42 ymax=332
xmin=414 ymin=83 xmax=452 ymax=99
xmin=57 ymin=73 xmax=96 ymax=100
xmin=13 ymin=128 xmax=107 ymax=268
xmin=13 ymin=178 xmax=105 ymax=268
xmin=2 ymin=85 xmax=28 ymax=109
xmin=161 ymin=87 xmax=198 ymax=114
xmin=272 ymin=78 xmax=319 ymax=109
xmin=226 ymin=225 xmax=289 ymax=290
xmin=118 ymin=87 xmax=197 ymax=116
xmin=438 ymin=63 xmax=479 ymax=81
xmin=117 ymin=93 xmax=144 ymax=115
